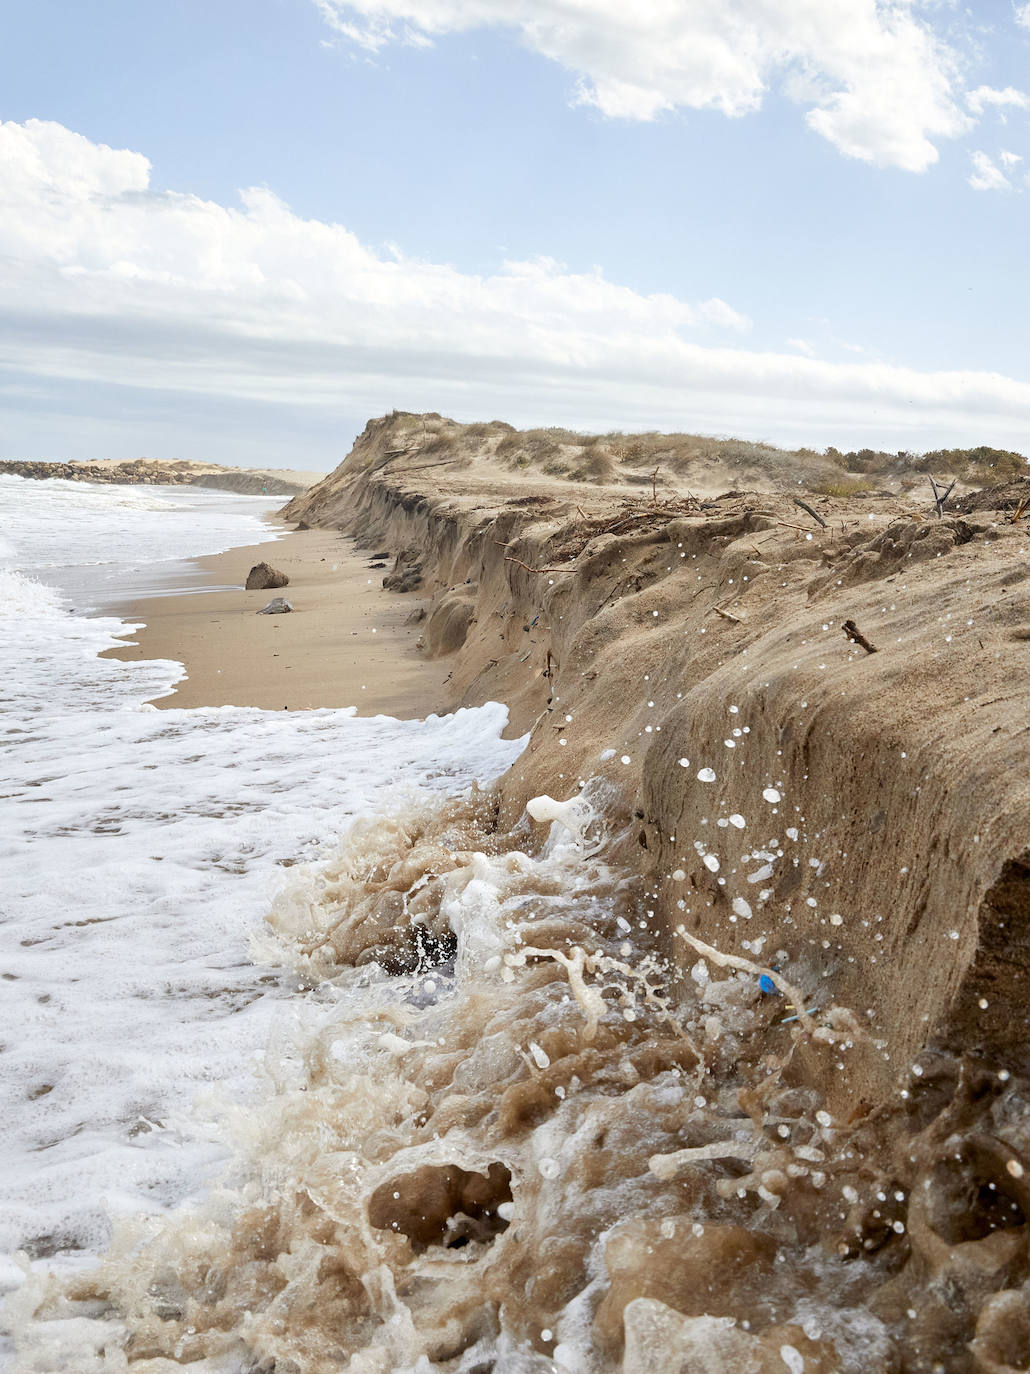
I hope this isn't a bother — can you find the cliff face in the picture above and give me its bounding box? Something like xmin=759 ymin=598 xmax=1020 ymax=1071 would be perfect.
xmin=0 ymin=458 xmax=315 ymax=496
xmin=284 ymin=412 xmax=1030 ymax=1110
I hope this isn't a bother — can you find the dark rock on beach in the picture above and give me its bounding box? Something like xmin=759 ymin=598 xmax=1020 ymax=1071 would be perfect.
xmin=245 ymin=562 xmax=290 ymax=590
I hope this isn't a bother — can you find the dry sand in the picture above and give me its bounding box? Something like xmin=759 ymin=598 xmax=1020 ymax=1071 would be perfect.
xmin=102 ymin=525 xmax=451 ymax=717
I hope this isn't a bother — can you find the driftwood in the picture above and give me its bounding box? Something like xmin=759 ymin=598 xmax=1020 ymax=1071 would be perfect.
xmin=927 ymin=475 xmax=956 ymax=517
xmin=504 ymin=555 xmax=574 ymax=576
xmin=793 ymin=496 xmax=827 ymax=528
xmin=712 ymin=605 xmax=742 ymax=623
xmin=842 ymin=619 xmax=878 ymax=654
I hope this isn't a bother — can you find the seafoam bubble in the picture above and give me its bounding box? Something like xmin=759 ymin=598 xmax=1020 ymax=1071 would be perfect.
xmin=702 ymin=854 xmax=720 ymax=873
xmin=528 ymin=1041 xmax=551 ymax=1069
xmin=731 ymin=896 xmax=753 ymax=920
xmin=526 ymin=794 xmax=594 ymax=846
xmin=728 ymin=814 xmax=745 ymax=829
xmin=762 ymin=787 xmax=781 ymax=803
xmin=697 ymin=767 xmax=717 ymax=783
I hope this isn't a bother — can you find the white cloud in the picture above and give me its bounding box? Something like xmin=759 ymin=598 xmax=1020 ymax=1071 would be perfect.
xmin=1016 ymin=4 xmax=1030 ymax=29
xmin=315 ymin=0 xmax=972 ymax=171
xmin=786 ymin=338 xmax=816 ymax=356
xmin=968 ymin=149 xmax=1014 ymax=190
xmin=1000 ymin=149 xmax=1023 ymax=168
xmin=967 ymin=85 xmax=1030 ymax=115
xmin=4 ymin=119 xmax=1030 ymax=452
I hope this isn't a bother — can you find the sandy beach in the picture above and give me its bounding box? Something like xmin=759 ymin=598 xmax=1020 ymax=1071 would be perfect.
xmin=102 ymin=524 xmax=452 ymax=717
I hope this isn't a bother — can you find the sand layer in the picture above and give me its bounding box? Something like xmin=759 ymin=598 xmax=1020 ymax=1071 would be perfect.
xmin=102 ymin=525 xmax=450 ymax=718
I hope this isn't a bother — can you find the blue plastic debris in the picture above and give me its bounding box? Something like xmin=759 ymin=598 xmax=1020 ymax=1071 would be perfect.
xmin=759 ymin=972 xmax=779 ymax=995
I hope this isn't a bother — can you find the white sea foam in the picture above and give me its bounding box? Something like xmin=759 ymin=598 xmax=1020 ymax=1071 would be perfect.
xmin=0 ymin=479 xmax=524 ymax=1322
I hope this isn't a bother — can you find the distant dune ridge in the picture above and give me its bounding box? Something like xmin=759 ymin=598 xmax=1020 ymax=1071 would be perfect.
xmin=0 ymin=456 xmax=320 ymax=496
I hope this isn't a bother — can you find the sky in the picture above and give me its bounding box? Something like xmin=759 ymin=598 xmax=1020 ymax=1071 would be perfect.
xmin=1 ymin=0 xmax=1029 ymax=470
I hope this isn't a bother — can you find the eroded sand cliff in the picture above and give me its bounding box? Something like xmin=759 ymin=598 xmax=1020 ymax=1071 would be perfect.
xmin=15 ymin=414 xmax=1030 ymax=1372
xmin=284 ymin=413 xmax=1030 ymax=1105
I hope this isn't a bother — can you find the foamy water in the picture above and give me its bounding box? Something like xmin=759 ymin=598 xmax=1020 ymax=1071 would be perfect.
xmin=0 ymin=478 xmax=523 ymax=1366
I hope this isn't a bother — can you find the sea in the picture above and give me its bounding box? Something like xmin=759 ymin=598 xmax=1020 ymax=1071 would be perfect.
xmin=0 ymin=476 xmax=525 ymax=1370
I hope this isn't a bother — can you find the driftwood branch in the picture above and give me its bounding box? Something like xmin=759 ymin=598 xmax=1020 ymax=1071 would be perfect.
xmin=712 ymin=605 xmax=742 ymax=623
xmin=775 ymin=520 xmax=824 ymax=537
xmin=842 ymin=619 xmax=878 ymax=654
xmin=504 ymin=556 xmax=573 ymax=575
xmin=927 ymin=475 xmax=956 ymax=517
xmin=793 ymin=496 xmax=827 ymax=528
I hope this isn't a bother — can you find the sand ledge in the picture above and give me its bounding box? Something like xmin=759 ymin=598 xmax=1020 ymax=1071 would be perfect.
xmin=284 ymin=411 xmax=1030 ymax=1111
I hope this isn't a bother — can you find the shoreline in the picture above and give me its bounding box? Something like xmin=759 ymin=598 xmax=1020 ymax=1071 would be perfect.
xmin=101 ymin=524 xmax=452 ymax=718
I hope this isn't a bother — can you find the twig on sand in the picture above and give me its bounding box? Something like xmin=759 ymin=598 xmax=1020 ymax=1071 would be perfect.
xmin=794 ymin=497 xmax=827 ymax=528
xmin=504 ymin=555 xmax=574 ymax=575
xmin=842 ymin=619 xmax=878 ymax=654
xmin=1010 ymin=497 xmax=1029 ymax=524
xmin=651 ymin=465 xmax=661 ymax=504
xmin=775 ymin=520 xmax=823 ymax=537
xmin=712 ymin=605 xmax=742 ymax=623
xmin=493 ymin=539 xmax=572 ymax=575
xmin=927 ymin=475 xmax=956 ymax=517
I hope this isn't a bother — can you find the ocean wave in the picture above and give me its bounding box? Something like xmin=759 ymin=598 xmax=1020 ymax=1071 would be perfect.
xmin=6 ymin=786 xmax=899 ymax=1373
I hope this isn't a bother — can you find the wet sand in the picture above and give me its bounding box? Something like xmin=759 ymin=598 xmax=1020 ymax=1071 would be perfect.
xmin=102 ymin=525 xmax=451 ymax=717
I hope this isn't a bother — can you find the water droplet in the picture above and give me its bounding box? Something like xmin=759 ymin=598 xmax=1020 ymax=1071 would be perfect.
xmin=697 ymin=767 xmax=717 ymax=782
xmin=528 ymin=1041 xmax=550 ymax=1069
xmin=762 ymin=787 xmax=781 ymax=803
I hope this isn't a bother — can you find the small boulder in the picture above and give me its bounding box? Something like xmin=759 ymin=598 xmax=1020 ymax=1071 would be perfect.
xmin=245 ymin=562 xmax=290 ymax=590
xmin=257 ymin=598 xmax=293 ymax=615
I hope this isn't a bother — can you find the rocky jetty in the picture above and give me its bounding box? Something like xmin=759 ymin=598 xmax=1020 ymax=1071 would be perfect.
xmin=0 ymin=457 xmax=315 ymax=496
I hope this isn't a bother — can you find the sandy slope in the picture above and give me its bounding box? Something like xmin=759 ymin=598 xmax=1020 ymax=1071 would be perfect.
xmin=284 ymin=412 xmax=1030 ymax=1111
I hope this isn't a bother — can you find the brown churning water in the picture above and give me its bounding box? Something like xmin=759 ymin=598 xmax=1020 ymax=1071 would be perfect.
xmin=10 ymin=785 xmax=1030 ymax=1372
